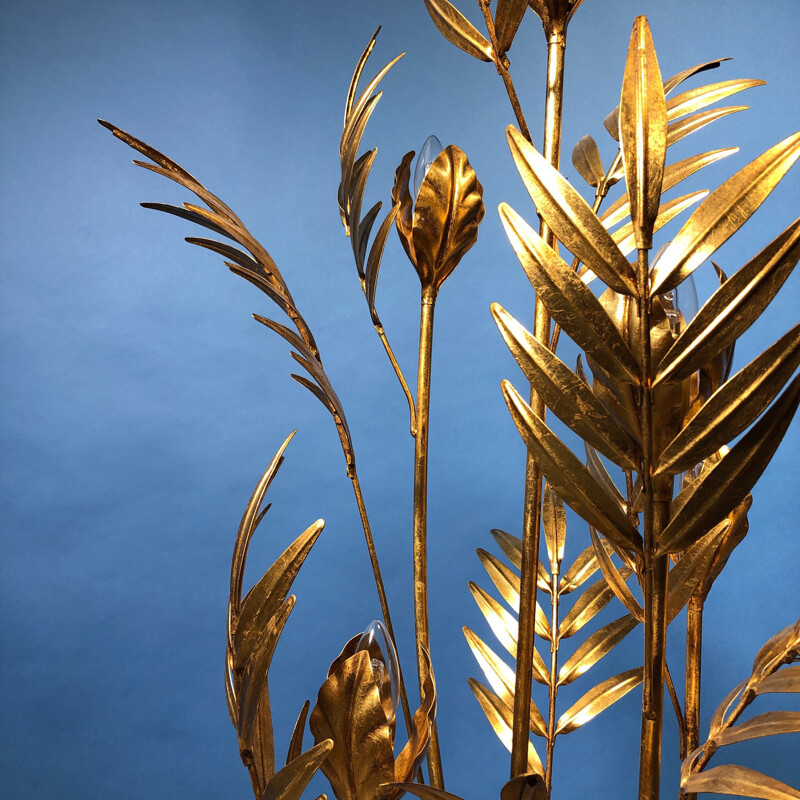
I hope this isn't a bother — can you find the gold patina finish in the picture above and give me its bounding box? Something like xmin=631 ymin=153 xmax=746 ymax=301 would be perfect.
xmin=102 ymin=4 xmax=800 ymax=800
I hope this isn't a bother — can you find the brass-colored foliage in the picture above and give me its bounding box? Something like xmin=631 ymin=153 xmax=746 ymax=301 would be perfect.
xmin=265 ymin=740 xmax=335 ymax=800
xmin=681 ymin=619 xmax=800 ymax=796
xmin=500 ymin=774 xmax=548 ymax=800
xmin=572 ymin=134 xmax=605 ymax=189
xmin=495 ymin=0 xmax=529 ymax=55
xmin=423 ymin=0 xmax=493 ymax=61
xmin=527 ymin=0 xmax=584 ymax=35
xmin=310 ymin=637 xmax=436 ymax=800
xmin=392 ymin=145 xmax=485 ymax=295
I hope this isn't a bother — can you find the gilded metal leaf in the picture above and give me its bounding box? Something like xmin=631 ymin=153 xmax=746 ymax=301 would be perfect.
xmin=619 ymin=16 xmax=667 ymax=250
xmin=583 ymin=441 xmax=627 ymax=513
xmin=309 ymin=649 xmax=395 ymax=800
xmin=265 ymin=739 xmax=334 ymax=800
xmin=715 ymin=711 xmax=800 ymax=748
xmin=392 ymin=150 xmax=416 ymax=264
xmin=490 ymin=529 xmax=552 ymax=594
xmin=666 ymin=105 xmax=748 ymax=149
xmin=557 ymin=614 xmax=638 ymax=686
xmin=658 ymin=375 xmax=800 ymax=554
xmin=469 ymin=582 xmax=551 ymax=685
xmin=758 ymin=666 xmax=800 ymax=696
xmin=542 ymin=483 xmax=567 ymax=571
xmin=612 ymin=191 xmax=707 ymax=258
xmin=558 ymin=575 xmax=621 ymax=639
xmin=589 ymin=530 xmax=643 ymax=621
xmin=500 ymin=774 xmax=547 ymax=800
xmin=467 ymin=678 xmax=545 ymax=776
xmin=286 ymin=700 xmax=310 ymax=766
xmin=464 ymin=628 xmax=547 ymax=737
xmin=559 ymin=544 xmax=604 ymax=594
xmin=572 ymin=134 xmax=605 ymax=188
xmin=495 ymin=0 xmax=528 ymax=54
xmin=601 ymin=148 xmax=737 ymax=231
xmin=655 ymin=219 xmax=800 ymax=386
xmin=506 ymin=126 xmax=637 ymax=295
xmin=391 ymin=786 xmax=469 ymax=800
xmin=682 ymin=764 xmax=800 ymax=799
xmin=423 ymin=0 xmax=493 ymax=61
xmin=657 ymin=322 xmax=800 ymax=474
xmin=650 ymin=131 xmax=800 ymax=296
xmin=709 ymin=680 xmax=748 ymax=734
xmin=555 ymin=667 xmax=643 ymax=734
xmin=493 ymin=304 xmax=640 ymax=468
xmin=499 ymin=204 xmax=640 ymax=385
xmin=664 ymin=519 xmax=729 ymax=623
xmin=365 ymin=203 xmax=401 ymax=322
xmin=662 ymin=58 xmax=730 ymax=95
xmin=502 ymin=381 xmax=643 ymax=555
xmin=752 ymin=619 xmax=800 ymax=679
xmin=666 ymin=78 xmax=765 ymax=122
xmin=412 ymin=145 xmax=485 ymax=293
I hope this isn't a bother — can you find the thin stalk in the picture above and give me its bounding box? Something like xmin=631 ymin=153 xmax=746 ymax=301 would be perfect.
xmin=683 ymin=596 xmax=704 ymax=798
xmin=637 ymin=248 xmax=671 ymax=800
xmin=412 ymin=286 xmax=444 ymax=787
xmin=545 ymin=567 xmax=561 ymax=794
xmin=511 ymin=24 xmax=566 ymax=778
xmin=376 ymin=325 xmax=417 ymax=436
xmin=351 ymin=471 xmax=416 ymax=744
xmin=477 ymin=0 xmax=532 ymax=142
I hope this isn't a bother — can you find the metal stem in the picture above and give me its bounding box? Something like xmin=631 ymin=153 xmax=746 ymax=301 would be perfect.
xmin=637 ymin=248 xmax=670 ymax=800
xmin=545 ymin=567 xmax=561 ymax=795
xmin=683 ymin=597 xmax=704 ymax=799
xmin=376 ymin=325 xmax=417 ymax=437
xmin=350 ymin=471 xmax=416 ymax=744
xmin=413 ymin=286 xmax=444 ymax=787
xmin=511 ymin=24 xmax=566 ymax=779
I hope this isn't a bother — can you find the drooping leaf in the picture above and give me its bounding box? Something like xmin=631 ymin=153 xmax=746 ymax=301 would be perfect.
xmin=464 ymin=628 xmax=547 ymax=737
xmin=655 ymin=219 xmax=800 ymax=386
xmin=423 ymin=0 xmax=493 ymax=61
xmin=555 ymin=667 xmax=643 ymax=734
xmin=493 ymin=303 xmax=640 ymax=468
xmin=265 ymin=739 xmax=334 ymax=800
xmin=657 ymin=322 xmax=800 ymax=474
xmin=590 ymin=529 xmax=643 ymax=621
xmin=557 ymin=614 xmax=639 ymax=686
xmin=658 ymin=375 xmax=800 ymax=554
xmin=467 ymin=678 xmax=545 ymax=776
xmin=619 ymin=16 xmax=667 ymax=250
xmin=682 ymin=764 xmax=800 ymax=799
xmin=503 ymin=381 xmax=643 ymax=555
xmin=572 ymin=134 xmax=605 ymax=188
xmin=495 ymin=0 xmax=528 ymax=54
xmin=506 ymin=126 xmax=637 ymax=294
xmin=650 ymin=131 xmax=800 ymax=296
xmin=499 ymin=204 xmax=640 ymax=385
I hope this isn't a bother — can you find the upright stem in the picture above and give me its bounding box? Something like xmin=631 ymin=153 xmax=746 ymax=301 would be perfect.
xmin=413 ymin=286 xmax=444 ymax=787
xmin=511 ymin=24 xmax=566 ymax=778
xmin=684 ymin=596 xmax=704 ymax=798
xmin=350 ymin=472 xmax=416 ymax=743
xmin=637 ymin=248 xmax=670 ymax=800
xmin=545 ymin=570 xmax=561 ymax=795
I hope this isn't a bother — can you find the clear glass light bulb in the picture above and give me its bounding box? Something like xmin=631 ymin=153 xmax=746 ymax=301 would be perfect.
xmin=413 ymin=135 xmax=444 ymax=198
xmin=659 ymin=274 xmax=698 ymax=337
xmin=356 ymin=620 xmax=400 ymax=725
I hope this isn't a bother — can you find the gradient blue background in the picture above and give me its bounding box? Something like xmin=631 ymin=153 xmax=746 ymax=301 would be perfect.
xmin=2 ymin=1 xmax=798 ymax=798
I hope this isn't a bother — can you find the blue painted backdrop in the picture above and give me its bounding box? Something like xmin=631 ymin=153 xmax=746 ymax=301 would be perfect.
xmin=2 ymin=1 xmax=798 ymax=798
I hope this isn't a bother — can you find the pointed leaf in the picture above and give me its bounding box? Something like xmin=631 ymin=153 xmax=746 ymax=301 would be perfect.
xmin=503 ymin=381 xmax=643 ymax=555
xmin=265 ymin=739 xmax=334 ymax=800
xmin=655 ymin=219 xmax=800 ymax=386
xmin=493 ymin=304 xmax=640 ymax=468
xmin=657 ymin=322 xmax=800 ymax=474
xmin=584 ymin=441 xmax=627 ymax=512
xmin=423 ymin=0 xmax=493 ymax=61
xmin=490 ymin=529 xmax=552 ymax=593
xmin=601 ymin=148 xmax=737 ymax=230
xmin=658 ymin=375 xmax=800 ymax=554
xmin=495 ymin=0 xmax=528 ymax=54
xmin=557 ymin=614 xmax=639 ymax=686
xmin=667 ymin=105 xmax=748 ymax=149
xmin=663 ymin=58 xmax=730 ymax=95
xmin=715 ymin=711 xmax=800 ymax=748
xmin=560 ymin=544 xmax=603 ymax=594
xmin=507 ymin=126 xmax=637 ymax=294
xmin=286 ymin=701 xmax=310 ymax=766
xmin=572 ymin=135 xmax=605 ymax=188
xmin=365 ymin=203 xmax=400 ymax=321
xmin=758 ymin=666 xmax=800 ymax=696
xmin=590 ymin=529 xmax=643 ymax=621
xmin=469 ymin=582 xmax=551 ymax=685
xmin=392 ymin=786 xmax=469 ymax=800
xmin=666 ymin=78 xmax=765 ymax=123
xmin=464 ymin=628 xmax=547 ymax=737
xmin=500 ymin=774 xmax=548 ymax=800
xmin=683 ymin=764 xmax=800 ymax=799
xmin=651 ymin=131 xmax=800 ymax=296
xmin=499 ymin=204 xmax=640 ymax=384
xmin=620 ymin=16 xmax=667 ymax=249
xmin=556 ymin=667 xmax=643 ymax=734
xmin=559 ymin=577 xmax=618 ymax=639
xmin=542 ymin=483 xmax=567 ymax=570
xmin=467 ymin=678 xmax=545 ymax=776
